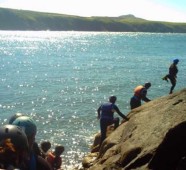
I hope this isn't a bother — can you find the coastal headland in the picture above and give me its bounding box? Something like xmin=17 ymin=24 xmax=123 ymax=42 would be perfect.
xmin=1 ymin=7 xmax=186 ymax=33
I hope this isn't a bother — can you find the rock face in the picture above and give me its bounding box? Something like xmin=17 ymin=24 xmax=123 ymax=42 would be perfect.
xmin=82 ymin=88 xmax=186 ymax=170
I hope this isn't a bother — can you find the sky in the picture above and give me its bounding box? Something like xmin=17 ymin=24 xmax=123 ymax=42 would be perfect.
xmin=0 ymin=0 xmax=186 ymax=22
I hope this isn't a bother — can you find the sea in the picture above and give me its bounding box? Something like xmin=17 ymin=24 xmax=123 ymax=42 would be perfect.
xmin=0 ymin=31 xmax=185 ymax=169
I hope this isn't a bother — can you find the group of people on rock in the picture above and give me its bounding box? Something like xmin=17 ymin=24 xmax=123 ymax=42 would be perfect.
xmin=0 ymin=113 xmax=64 ymax=170
xmin=97 ymin=58 xmax=180 ymax=145
xmin=0 ymin=58 xmax=179 ymax=168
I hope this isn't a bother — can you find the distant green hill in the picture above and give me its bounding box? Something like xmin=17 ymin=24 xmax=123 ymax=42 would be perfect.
xmin=0 ymin=7 xmax=186 ymax=33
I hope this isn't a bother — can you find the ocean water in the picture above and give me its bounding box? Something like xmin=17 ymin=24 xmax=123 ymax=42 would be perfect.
xmin=0 ymin=31 xmax=185 ymax=169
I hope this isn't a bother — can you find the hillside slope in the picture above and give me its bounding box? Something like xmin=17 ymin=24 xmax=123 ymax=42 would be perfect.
xmin=1 ymin=8 xmax=186 ymax=32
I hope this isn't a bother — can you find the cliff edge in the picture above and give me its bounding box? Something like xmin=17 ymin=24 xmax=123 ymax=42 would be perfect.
xmin=82 ymin=88 xmax=186 ymax=170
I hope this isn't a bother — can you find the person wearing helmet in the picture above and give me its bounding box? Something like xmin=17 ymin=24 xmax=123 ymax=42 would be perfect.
xmin=0 ymin=124 xmax=29 ymax=169
xmin=130 ymin=82 xmax=151 ymax=110
xmin=12 ymin=115 xmax=52 ymax=170
xmin=162 ymin=59 xmax=179 ymax=94
xmin=8 ymin=112 xmax=24 ymax=124
xmin=12 ymin=115 xmax=37 ymax=150
xmin=97 ymin=96 xmax=129 ymax=145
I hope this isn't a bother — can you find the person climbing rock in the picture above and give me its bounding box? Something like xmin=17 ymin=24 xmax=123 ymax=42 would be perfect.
xmin=97 ymin=96 xmax=129 ymax=144
xmin=130 ymin=82 xmax=151 ymax=110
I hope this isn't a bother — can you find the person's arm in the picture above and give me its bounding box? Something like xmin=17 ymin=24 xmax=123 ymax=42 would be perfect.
xmin=114 ymin=105 xmax=129 ymax=121
xmin=142 ymin=96 xmax=151 ymax=102
xmin=97 ymin=106 xmax=101 ymax=119
xmin=141 ymin=89 xmax=151 ymax=102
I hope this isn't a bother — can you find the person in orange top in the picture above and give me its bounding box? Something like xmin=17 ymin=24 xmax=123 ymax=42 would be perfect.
xmin=46 ymin=145 xmax=65 ymax=170
xmin=130 ymin=82 xmax=151 ymax=110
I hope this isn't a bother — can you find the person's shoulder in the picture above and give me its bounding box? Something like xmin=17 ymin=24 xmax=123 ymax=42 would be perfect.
xmin=112 ymin=103 xmax=118 ymax=109
xmin=102 ymin=102 xmax=110 ymax=106
xmin=170 ymin=63 xmax=175 ymax=68
xmin=140 ymin=88 xmax=147 ymax=95
xmin=134 ymin=85 xmax=144 ymax=92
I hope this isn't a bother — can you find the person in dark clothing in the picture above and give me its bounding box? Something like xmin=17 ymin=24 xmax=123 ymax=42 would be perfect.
xmin=130 ymin=82 xmax=151 ymax=110
xmin=33 ymin=142 xmax=42 ymax=157
xmin=162 ymin=59 xmax=179 ymax=94
xmin=97 ymin=96 xmax=129 ymax=145
xmin=40 ymin=141 xmax=51 ymax=159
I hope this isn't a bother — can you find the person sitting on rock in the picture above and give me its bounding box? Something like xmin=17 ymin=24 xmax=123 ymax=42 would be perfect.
xmin=97 ymin=96 xmax=129 ymax=145
xmin=130 ymin=82 xmax=151 ymax=110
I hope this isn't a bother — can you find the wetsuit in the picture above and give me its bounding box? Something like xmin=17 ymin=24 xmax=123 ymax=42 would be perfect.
xmin=167 ymin=63 xmax=178 ymax=94
xmin=130 ymin=85 xmax=151 ymax=110
xmin=98 ymin=102 xmax=127 ymax=144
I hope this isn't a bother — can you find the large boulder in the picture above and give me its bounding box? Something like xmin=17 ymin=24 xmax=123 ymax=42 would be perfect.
xmin=82 ymin=88 xmax=186 ymax=170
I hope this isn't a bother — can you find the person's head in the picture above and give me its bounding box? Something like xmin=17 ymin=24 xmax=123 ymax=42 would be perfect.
xmin=144 ymin=82 xmax=151 ymax=89
xmin=54 ymin=145 xmax=65 ymax=157
xmin=173 ymin=58 xmax=179 ymax=65
xmin=0 ymin=124 xmax=28 ymax=169
xmin=12 ymin=116 xmax=37 ymax=150
xmin=8 ymin=113 xmax=24 ymax=124
xmin=40 ymin=141 xmax=51 ymax=153
xmin=109 ymin=96 xmax=117 ymax=103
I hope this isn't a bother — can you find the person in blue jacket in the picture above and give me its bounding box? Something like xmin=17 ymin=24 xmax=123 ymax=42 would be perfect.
xmin=97 ymin=96 xmax=129 ymax=145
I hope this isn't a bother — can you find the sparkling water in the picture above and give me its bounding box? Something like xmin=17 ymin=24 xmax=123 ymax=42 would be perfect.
xmin=0 ymin=31 xmax=185 ymax=169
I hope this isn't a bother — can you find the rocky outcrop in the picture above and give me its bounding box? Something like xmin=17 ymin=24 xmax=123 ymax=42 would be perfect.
xmin=82 ymin=88 xmax=186 ymax=170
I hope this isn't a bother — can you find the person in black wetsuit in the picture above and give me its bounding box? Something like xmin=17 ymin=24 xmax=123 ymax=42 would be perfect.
xmin=97 ymin=96 xmax=129 ymax=145
xmin=162 ymin=59 xmax=179 ymax=94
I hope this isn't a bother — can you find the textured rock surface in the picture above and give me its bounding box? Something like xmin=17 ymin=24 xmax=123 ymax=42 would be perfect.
xmin=82 ymin=88 xmax=186 ymax=170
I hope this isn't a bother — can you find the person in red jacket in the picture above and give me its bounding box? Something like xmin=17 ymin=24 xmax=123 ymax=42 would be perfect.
xmin=46 ymin=145 xmax=65 ymax=170
xmin=130 ymin=82 xmax=151 ymax=110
